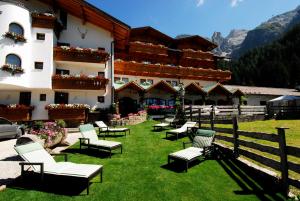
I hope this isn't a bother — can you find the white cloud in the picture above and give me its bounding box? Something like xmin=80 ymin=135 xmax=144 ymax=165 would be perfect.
xmin=195 ymin=0 xmax=244 ymax=8
xmin=196 ymin=0 xmax=205 ymax=7
xmin=230 ymin=0 xmax=244 ymax=7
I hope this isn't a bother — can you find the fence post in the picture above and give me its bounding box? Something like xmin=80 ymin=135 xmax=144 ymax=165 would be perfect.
xmin=189 ymin=104 xmax=192 ymax=121
xmin=210 ymin=106 xmax=215 ymax=130
xmin=232 ymin=116 xmax=239 ymax=158
xmin=277 ymin=127 xmax=289 ymax=196
xmin=238 ymin=104 xmax=241 ymax=116
xmin=198 ymin=108 xmax=201 ymax=128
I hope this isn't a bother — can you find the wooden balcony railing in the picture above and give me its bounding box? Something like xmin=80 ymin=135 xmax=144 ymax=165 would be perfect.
xmin=182 ymin=49 xmax=214 ymax=60
xmin=129 ymin=42 xmax=168 ymax=55
xmin=52 ymin=75 xmax=109 ymax=90
xmin=0 ymin=105 xmax=34 ymax=121
xmin=54 ymin=47 xmax=110 ymax=63
xmin=31 ymin=13 xmax=56 ymax=29
xmin=114 ymin=61 xmax=231 ymax=81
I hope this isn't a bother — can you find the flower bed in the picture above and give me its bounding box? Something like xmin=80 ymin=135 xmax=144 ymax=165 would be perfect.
xmin=3 ymin=31 xmax=26 ymax=43
xmin=30 ymin=120 xmax=67 ymax=149
xmin=110 ymin=110 xmax=147 ymax=126
xmin=147 ymin=105 xmax=175 ymax=115
xmin=54 ymin=46 xmax=110 ymax=63
xmin=0 ymin=104 xmax=34 ymax=121
xmin=45 ymin=104 xmax=90 ymax=123
xmin=1 ymin=64 xmax=24 ymax=75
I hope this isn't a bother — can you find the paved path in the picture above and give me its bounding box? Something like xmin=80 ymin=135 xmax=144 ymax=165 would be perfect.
xmin=0 ymin=132 xmax=81 ymax=186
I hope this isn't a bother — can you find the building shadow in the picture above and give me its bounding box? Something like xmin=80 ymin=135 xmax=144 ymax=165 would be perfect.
xmin=216 ymin=153 xmax=286 ymax=201
xmin=7 ymin=174 xmax=100 ymax=196
xmin=63 ymin=148 xmax=117 ymax=159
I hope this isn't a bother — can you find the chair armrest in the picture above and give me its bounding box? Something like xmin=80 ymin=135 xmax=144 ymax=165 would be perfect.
xmin=79 ymin=138 xmax=90 ymax=145
xmin=51 ymin=153 xmax=68 ymax=161
xmin=183 ymin=141 xmax=192 ymax=149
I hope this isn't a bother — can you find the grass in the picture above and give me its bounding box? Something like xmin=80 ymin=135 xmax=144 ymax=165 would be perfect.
xmin=1 ymin=121 xmax=286 ymax=201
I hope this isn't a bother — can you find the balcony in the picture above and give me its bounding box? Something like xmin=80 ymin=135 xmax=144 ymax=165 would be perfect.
xmin=31 ymin=13 xmax=56 ymax=29
xmin=129 ymin=42 xmax=168 ymax=55
xmin=182 ymin=49 xmax=214 ymax=60
xmin=54 ymin=46 xmax=110 ymax=63
xmin=114 ymin=61 xmax=231 ymax=81
xmin=52 ymin=74 xmax=109 ymax=90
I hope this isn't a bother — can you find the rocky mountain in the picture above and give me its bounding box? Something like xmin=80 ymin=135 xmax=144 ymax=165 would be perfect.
xmin=213 ymin=5 xmax=300 ymax=59
xmin=212 ymin=29 xmax=248 ymax=57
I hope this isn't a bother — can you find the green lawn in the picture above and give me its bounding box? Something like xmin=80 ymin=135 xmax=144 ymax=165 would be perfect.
xmin=1 ymin=121 xmax=286 ymax=201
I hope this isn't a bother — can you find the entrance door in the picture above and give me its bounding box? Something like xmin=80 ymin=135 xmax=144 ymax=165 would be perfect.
xmin=119 ymin=97 xmax=138 ymax=117
xmin=19 ymin=92 xmax=31 ymax=106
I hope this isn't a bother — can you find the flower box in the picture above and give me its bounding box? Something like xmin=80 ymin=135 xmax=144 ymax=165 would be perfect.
xmin=45 ymin=104 xmax=90 ymax=122
xmin=31 ymin=12 xmax=56 ymax=29
xmin=54 ymin=46 xmax=110 ymax=63
xmin=1 ymin=64 xmax=24 ymax=75
xmin=52 ymin=74 xmax=109 ymax=90
xmin=0 ymin=105 xmax=34 ymax=121
xmin=3 ymin=32 xmax=26 ymax=43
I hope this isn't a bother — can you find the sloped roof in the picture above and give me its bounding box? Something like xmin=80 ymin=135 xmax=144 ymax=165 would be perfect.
xmin=203 ymin=83 xmax=232 ymax=96
xmin=114 ymin=81 xmax=144 ymax=92
xmin=224 ymin=85 xmax=300 ymax=96
xmin=145 ymin=80 xmax=177 ymax=94
xmin=185 ymin=82 xmax=207 ymax=95
xmin=175 ymin=35 xmax=218 ymax=51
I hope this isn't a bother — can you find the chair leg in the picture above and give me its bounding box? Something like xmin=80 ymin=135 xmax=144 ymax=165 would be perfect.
xmin=176 ymin=134 xmax=178 ymax=141
xmin=168 ymin=156 xmax=171 ymax=164
xmin=110 ymin=149 xmax=112 ymax=158
xmin=87 ymin=179 xmax=89 ymax=195
xmin=186 ymin=162 xmax=188 ymax=172
xmin=121 ymin=145 xmax=123 ymax=154
xmin=100 ymin=168 xmax=103 ymax=183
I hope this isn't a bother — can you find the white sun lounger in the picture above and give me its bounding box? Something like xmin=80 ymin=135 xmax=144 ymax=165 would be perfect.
xmin=14 ymin=142 xmax=103 ymax=195
xmin=168 ymin=129 xmax=216 ymax=172
xmin=166 ymin=121 xmax=197 ymax=140
xmin=79 ymin=124 xmax=122 ymax=158
xmin=95 ymin=121 xmax=130 ymax=137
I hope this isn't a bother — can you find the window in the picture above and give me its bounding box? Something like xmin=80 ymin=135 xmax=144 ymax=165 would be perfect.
xmin=147 ymin=79 xmax=153 ymax=85
xmin=19 ymin=92 xmax=31 ymax=106
xmin=98 ymin=72 xmax=105 ymax=77
xmin=34 ymin=62 xmax=43 ymax=70
xmin=56 ymin=69 xmax=70 ymax=75
xmin=55 ymin=92 xmax=68 ymax=104
xmin=97 ymin=96 xmax=105 ymax=103
xmin=40 ymin=94 xmax=46 ymax=101
xmin=140 ymin=79 xmax=146 ymax=84
xmin=0 ymin=118 xmax=11 ymax=125
xmin=36 ymin=33 xmax=45 ymax=40
xmin=171 ymin=81 xmax=178 ymax=87
xmin=9 ymin=23 xmax=24 ymax=35
xmin=260 ymin=101 xmax=267 ymax=106
xmin=6 ymin=54 xmax=21 ymax=67
xmin=57 ymin=42 xmax=70 ymax=46
xmin=243 ymin=101 xmax=248 ymax=105
xmin=114 ymin=77 xmax=121 ymax=82
xmin=166 ymin=80 xmax=172 ymax=85
xmin=122 ymin=78 xmax=129 ymax=83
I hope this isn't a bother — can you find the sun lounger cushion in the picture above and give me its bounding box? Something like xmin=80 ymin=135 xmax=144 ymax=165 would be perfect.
xmin=154 ymin=123 xmax=169 ymax=127
xmin=88 ymin=140 xmax=121 ymax=148
xmin=168 ymin=122 xmax=197 ymax=134
xmin=169 ymin=147 xmax=203 ymax=161
xmin=79 ymin=124 xmax=99 ymax=142
xmin=195 ymin=129 xmax=215 ymax=137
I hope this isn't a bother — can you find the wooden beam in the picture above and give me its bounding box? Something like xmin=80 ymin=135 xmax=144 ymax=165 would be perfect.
xmin=80 ymin=5 xmax=87 ymax=25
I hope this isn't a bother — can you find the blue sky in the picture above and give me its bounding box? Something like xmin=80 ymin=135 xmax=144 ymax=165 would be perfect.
xmin=87 ymin=0 xmax=300 ymax=38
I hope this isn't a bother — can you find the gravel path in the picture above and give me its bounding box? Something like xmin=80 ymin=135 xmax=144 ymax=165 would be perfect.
xmin=0 ymin=132 xmax=81 ymax=186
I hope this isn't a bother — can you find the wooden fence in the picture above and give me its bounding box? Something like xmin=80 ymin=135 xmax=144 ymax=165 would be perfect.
xmin=185 ymin=105 xmax=266 ymax=119
xmin=205 ymin=116 xmax=300 ymax=194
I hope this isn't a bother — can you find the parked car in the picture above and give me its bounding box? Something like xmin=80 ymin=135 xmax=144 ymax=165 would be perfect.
xmin=0 ymin=117 xmax=24 ymax=139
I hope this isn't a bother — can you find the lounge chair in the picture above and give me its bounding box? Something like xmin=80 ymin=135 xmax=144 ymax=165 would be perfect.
xmin=153 ymin=117 xmax=176 ymax=131
xmin=95 ymin=121 xmax=130 ymax=137
xmin=166 ymin=121 xmax=197 ymax=140
xmin=168 ymin=129 xmax=216 ymax=172
xmin=14 ymin=142 xmax=103 ymax=195
xmin=79 ymin=124 xmax=122 ymax=158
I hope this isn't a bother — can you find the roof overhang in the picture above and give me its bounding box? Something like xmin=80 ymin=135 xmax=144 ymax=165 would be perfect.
xmin=146 ymin=80 xmax=177 ymax=94
xmin=115 ymin=81 xmax=144 ymax=93
xmin=38 ymin=0 xmax=130 ymax=49
xmin=175 ymin=35 xmax=218 ymax=51
xmin=205 ymin=83 xmax=232 ymax=96
xmin=185 ymin=83 xmax=207 ymax=96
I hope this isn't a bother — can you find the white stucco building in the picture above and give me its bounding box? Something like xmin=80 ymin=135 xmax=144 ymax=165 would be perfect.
xmin=0 ymin=0 xmax=130 ymax=121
